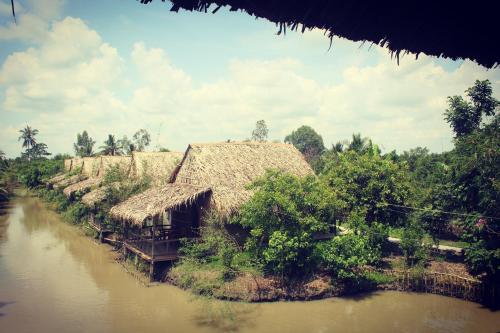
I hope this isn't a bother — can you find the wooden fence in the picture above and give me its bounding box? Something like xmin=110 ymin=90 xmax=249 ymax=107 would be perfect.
xmin=377 ymin=269 xmax=486 ymax=303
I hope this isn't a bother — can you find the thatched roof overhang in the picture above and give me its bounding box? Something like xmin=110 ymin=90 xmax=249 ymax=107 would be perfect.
xmin=129 ymin=151 xmax=183 ymax=186
xmin=82 ymin=157 xmax=101 ymax=177
xmin=63 ymin=177 xmax=104 ymax=198
xmin=109 ymin=183 xmax=211 ymax=225
xmin=98 ymin=156 xmax=132 ymax=177
xmin=53 ymin=174 xmax=88 ymax=189
xmin=70 ymin=158 xmax=84 ymax=172
xmin=64 ymin=159 xmax=72 ymax=172
xmin=141 ymin=0 xmax=499 ymax=68
xmin=47 ymin=173 xmax=67 ymax=185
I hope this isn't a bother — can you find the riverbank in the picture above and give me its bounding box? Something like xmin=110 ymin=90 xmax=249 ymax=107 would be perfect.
xmin=22 ymin=186 xmax=493 ymax=306
xmin=165 ymin=258 xmax=486 ymax=303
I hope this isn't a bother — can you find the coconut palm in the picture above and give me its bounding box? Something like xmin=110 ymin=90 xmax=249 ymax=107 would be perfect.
xmin=18 ymin=126 xmax=39 ymax=161
xmin=100 ymin=134 xmax=122 ymax=156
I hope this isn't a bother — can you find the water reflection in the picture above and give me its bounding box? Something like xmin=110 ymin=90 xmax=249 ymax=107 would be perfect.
xmin=0 ymin=195 xmax=498 ymax=333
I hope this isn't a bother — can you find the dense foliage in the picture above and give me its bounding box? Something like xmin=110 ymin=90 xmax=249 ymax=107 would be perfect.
xmin=320 ymin=150 xmax=412 ymax=226
xmin=284 ymin=125 xmax=325 ymax=164
xmin=232 ymin=170 xmax=340 ymax=278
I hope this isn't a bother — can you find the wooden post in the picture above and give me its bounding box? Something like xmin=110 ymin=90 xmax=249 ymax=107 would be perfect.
xmin=150 ymin=222 xmax=156 ymax=282
xmin=123 ymin=223 xmax=128 ymax=258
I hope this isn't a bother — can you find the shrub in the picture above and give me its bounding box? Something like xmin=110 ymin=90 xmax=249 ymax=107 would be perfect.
xmin=317 ymin=233 xmax=371 ymax=281
xmin=232 ymin=170 xmax=342 ymax=278
xmin=400 ymin=218 xmax=429 ymax=267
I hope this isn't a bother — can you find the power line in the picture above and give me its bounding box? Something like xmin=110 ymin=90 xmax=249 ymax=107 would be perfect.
xmin=382 ymin=203 xmax=500 ymax=221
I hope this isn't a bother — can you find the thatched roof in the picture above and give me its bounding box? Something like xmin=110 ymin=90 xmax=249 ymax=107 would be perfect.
xmin=70 ymin=157 xmax=84 ymax=172
xmin=82 ymin=157 xmax=101 ymax=177
xmin=47 ymin=173 xmax=67 ymax=185
xmin=63 ymin=177 xmax=104 ymax=198
xmin=98 ymin=156 xmax=132 ymax=177
xmin=64 ymin=159 xmax=72 ymax=172
xmin=129 ymin=151 xmax=183 ymax=187
xmin=141 ymin=1 xmax=499 ymax=68
xmin=110 ymin=183 xmax=211 ymax=225
xmin=53 ymin=174 xmax=87 ymax=189
xmin=80 ymin=182 xmax=124 ymax=207
xmin=171 ymin=141 xmax=313 ymax=216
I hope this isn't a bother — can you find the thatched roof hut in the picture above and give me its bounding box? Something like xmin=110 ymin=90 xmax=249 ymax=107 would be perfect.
xmin=82 ymin=157 xmax=101 ymax=177
xmin=63 ymin=177 xmax=104 ymax=198
xmin=81 ymin=182 xmax=122 ymax=208
xmin=71 ymin=157 xmax=84 ymax=172
xmin=53 ymin=174 xmax=87 ymax=189
xmin=64 ymin=159 xmax=72 ymax=172
xmin=110 ymin=183 xmax=211 ymax=225
xmin=142 ymin=0 xmax=499 ymax=68
xmin=98 ymin=156 xmax=132 ymax=177
xmin=171 ymin=141 xmax=313 ymax=216
xmin=111 ymin=141 xmax=312 ymax=225
xmin=129 ymin=151 xmax=183 ymax=187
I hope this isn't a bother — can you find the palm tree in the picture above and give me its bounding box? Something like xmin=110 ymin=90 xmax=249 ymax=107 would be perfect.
xmin=18 ymin=126 xmax=38 ymax=161
xmin=100 ymin=134 xmax=121 ymax=156
xmin=348 ymin=133 xmax=369 ymax=153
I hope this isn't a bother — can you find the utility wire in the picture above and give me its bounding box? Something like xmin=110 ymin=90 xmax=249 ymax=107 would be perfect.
xmin=381 ymin=203 xmax=500 ymax=221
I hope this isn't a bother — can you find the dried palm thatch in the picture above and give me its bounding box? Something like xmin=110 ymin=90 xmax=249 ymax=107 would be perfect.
xmin=141 ymin=0 xmax=499 ymax=68
xmin=63 ymin=177 xmax=104 ymax=198
xmin=71 ymin=157 xmax=84 ymax=171
xmin=171 ymin=141 xmax=313 ymax=216
xmin=82 ymin=157 xmax=101 ymax=177
xmin=53 ymin=174 xmax=88 ymax=189
xmin=64 ymin=159 xmax=72 ymax=172
xmin=47 ymin=173 xmax=67 ymax=185
xmin=110 ymin=183 xmax=211 ymax=225
xmin=129 ymin=151 xmax=183 ymax=187
xmin=98 ymin=156 xmax=132 ymax=177
xmin=81 ymin=182 xmax=121 ymax=207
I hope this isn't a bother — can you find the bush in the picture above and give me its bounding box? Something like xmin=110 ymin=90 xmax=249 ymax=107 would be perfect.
xmin=317 ymin=233 xmax=371 ymax=281
xmin=232 ymin=170 xmax=342 ymax=278
xmin=400 ymin=218 xmax=429 ymax=267
xmin=63 ymin=202 xmax=89 ymax=225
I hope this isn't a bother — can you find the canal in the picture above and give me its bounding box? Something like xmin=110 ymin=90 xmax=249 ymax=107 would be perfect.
xmin=1 ymin=194 xmax=499 ymax=333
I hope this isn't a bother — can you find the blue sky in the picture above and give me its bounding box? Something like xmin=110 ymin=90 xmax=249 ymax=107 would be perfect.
xmin=0 ymin=0 xmax=498 ymax=157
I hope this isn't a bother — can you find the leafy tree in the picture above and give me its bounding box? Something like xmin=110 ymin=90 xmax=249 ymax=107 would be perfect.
xmin=284 ymin=125 xmax=325 ymax=163
xmin=18 ymin=125 xmax=38 ymax=161
xmin=30 ymin=143 xmax=51 ymax=159
xmin=159 ymin=147 xmax=170 ymax=152
xmin=400 ymin=218 xmax=428 ymax=267
xmin=232 ymin=170 xmax=342 ymax=278
xmin=251 ymin=120 xmax=268 ymax=142
xmin=320 ymin=150 xmax=412 ymax=226
xmin=445 ymin=80 xmax=499 ymax=137
xmin=73 ymin=131 xmax=95 ymax=157
xmin=118 ymin=135 xmax=134 ymax=155
xmin=100 ymin=134 xmax=122 ymax=156
xmin=348 ymin=133 xmax=370 ymax=153
xmin=133 ymin=129 xmax=151 ymax=151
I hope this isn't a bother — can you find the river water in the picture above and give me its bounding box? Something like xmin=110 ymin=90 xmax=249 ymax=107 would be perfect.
xmin=1 ymin=194 xmax=499 ymax=333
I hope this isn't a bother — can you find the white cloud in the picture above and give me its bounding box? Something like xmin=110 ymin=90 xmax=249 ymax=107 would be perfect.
xmin=1 ymin=11 xmax=499 ymax=158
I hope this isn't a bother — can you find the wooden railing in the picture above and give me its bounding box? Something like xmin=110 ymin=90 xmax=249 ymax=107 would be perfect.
xmin=125 ymin=225 xmax=199 ymax=260
xmin=372 ymin=268 xmax=485 ymax=303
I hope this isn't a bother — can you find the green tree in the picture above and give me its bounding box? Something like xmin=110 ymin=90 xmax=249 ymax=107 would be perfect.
xmin=444 ymin=79 xmax=499 ymax=137
xmin=118 ymin=135 xmax=134 ymax=155
xmin=18 ymin=125 xmax=38 ymax=161
xmin=30 ymin=143 xmax=51 ymax=159
xmin=284 ymin=125 xmax=325 ymax=164
xmin=233 ymin=170 xmax=341 ymax=278
xmin=100 ymin=134 xmax=122 ymax=156
xmin=251 ymin=120 xmax=268 ymax=142
xmin=133 ymin=129 xmax=151 ymax=152
xmin=73 ymin=131 xmax=95 ymax=157
xmin=348 ymin=133 xmax=370 ymax=154
xmin=321 ymin=150 xmax=412 ymax=226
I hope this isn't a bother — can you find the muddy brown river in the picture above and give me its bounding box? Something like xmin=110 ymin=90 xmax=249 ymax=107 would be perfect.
xmin=1 ymin=194 xmax=499 ymax=333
